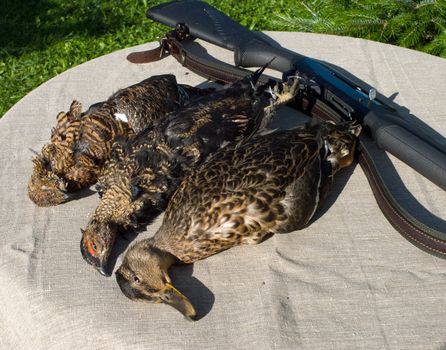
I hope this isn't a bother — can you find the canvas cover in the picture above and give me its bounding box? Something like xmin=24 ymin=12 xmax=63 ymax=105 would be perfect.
xmin=0 ymin=32 xmax=445 ymax=349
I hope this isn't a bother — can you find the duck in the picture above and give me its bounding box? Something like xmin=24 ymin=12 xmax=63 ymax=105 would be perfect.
xmin=80 ymin=70 xmax=301 ymax=276
xmin=28 ymin=75 xmax=211 ymax=207
xmin=115 ymin=120 xmax=362 ymax=320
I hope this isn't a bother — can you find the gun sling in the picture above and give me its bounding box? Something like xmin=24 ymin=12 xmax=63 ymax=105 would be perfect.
xmin=127 ymin=28 xmax=446 ymax=259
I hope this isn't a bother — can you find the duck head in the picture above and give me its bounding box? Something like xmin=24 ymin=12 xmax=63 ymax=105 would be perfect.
xmin=323 ymin=121 xmax=362 ymax=173
xmin=116 ymin=241 xmax=196 ymax=321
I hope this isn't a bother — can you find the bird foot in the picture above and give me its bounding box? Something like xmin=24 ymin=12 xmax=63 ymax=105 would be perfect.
xmin=263 ymin=76 xmax=302 ymax=119
xmin=272 ymin=75 xmax=301 ymax=106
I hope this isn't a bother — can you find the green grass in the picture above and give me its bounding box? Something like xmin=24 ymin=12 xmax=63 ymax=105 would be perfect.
xmin=1 ymin=0 xmax=445 ymax=117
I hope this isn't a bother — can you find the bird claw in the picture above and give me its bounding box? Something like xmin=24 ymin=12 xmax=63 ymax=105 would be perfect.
xmin=266 ymin=86 xmax=278 ymax=100
xmin=269 ymin=75 xmax=301 ymax=107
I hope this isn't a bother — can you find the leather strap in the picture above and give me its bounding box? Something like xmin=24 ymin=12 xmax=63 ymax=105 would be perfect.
xmin=127 ymin=30 xmax=446 ymax=258
xmin=127 ymin=45 xmax=167 ymax=64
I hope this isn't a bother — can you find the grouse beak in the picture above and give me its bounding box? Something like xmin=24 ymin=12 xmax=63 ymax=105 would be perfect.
xmin=63 ymin=192 xmax=74 ymax=201
xmin=80 ymin=237 xmax=112 ymax=277
xmin=159 ymin=283 xmax=196 ymax=321
xmin=97 ymin=260 xmax=112 ymax=277
xmin=92 ymin=251 xmax=113 ymax=277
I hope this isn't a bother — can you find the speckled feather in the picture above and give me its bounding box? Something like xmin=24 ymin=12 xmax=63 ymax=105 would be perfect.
xmin=151 ymin=121 xmax=362 ymax=263
xmin=28 ymin=75 xmax=208 ymax=206
xmin=95 ymin=74 xmax=299 ymax=222
xmin=114 ymin=121 xmax=361 ymax=315
xmin=81 ymin=72 xmax=300 ymax=273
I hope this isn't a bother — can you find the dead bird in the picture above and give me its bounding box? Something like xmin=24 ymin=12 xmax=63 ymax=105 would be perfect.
xmin=80 ymin=70 xmax=301 ymax=276
xmin=28 ymin=75 xmax=211 ymax=207
xmin=115 ymin=120 xmax=361 ymax=320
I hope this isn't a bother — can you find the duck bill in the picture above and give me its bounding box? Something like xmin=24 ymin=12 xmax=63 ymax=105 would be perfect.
xmin=159 ymin=283 xmax=196 ymax=321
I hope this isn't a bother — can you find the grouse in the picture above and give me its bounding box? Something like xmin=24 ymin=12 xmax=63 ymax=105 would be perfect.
xmin=28 ymin=75 xmax=211 ymax=206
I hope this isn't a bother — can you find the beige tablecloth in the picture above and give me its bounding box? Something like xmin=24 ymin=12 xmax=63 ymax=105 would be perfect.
xmin=0 ymin=32 xmax=445 ymax=350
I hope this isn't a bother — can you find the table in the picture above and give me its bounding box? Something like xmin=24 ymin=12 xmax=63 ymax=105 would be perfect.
xmin=1 ymin=32 xmax=445 ymax=349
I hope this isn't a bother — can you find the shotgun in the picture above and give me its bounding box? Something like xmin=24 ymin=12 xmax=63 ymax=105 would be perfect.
xmin=147 ymin=0 xmax=446 ymax=192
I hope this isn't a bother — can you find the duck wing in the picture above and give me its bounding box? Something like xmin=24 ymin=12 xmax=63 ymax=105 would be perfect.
xmin=154 ymin=127 xmax=323 ymax=263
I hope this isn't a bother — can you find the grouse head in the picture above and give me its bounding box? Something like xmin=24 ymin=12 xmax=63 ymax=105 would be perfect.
xmin=27 ymin=155 xmax=71 ymax=206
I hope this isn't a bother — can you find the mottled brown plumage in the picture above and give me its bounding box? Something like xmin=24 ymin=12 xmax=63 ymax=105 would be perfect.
xmin=115 ymin=120 xmax=361 ymax=319
xmin=28 ymin=75 xmax=210 ymax=207
xmin=81 ymin=72 xmax=300 ymax=276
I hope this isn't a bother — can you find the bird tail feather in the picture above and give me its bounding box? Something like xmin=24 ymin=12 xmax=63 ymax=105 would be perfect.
xmin=248 ymin=57 xmax=276 ymax=87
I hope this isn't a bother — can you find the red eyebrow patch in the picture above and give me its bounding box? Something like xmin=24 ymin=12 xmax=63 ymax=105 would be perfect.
xmin=86 ymin=239 xmax=96 ymax=256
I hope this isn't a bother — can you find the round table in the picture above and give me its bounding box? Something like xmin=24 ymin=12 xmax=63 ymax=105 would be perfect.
xmin=1 ymin=32 xmax=445 ymax=349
